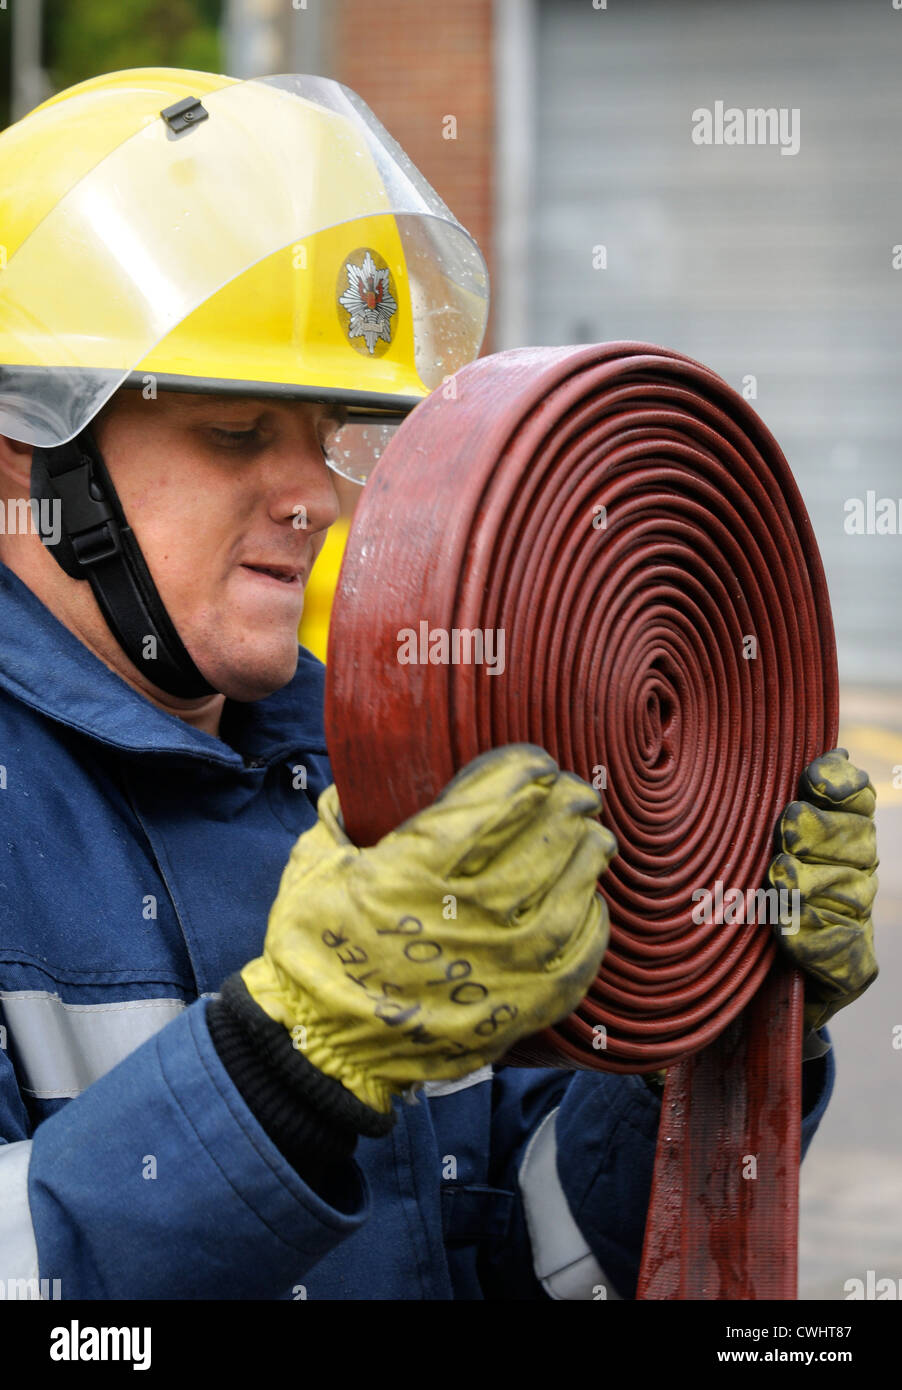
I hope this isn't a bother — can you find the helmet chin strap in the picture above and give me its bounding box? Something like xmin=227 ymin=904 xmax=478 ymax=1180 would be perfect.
xmin=30 ymin=428 xmax=216 ymax=699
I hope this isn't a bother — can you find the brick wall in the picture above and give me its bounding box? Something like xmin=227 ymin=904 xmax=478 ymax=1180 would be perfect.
xmin=331 ymin=0 xmax=496 ymax=351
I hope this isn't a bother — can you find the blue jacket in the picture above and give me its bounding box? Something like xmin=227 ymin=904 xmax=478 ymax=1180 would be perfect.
xmin=0 ymin=563 xmax=834 ymax=1300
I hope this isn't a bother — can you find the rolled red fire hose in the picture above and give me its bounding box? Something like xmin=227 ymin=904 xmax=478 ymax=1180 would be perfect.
xmin=325 ymin=342 xmax=837 ymax=1297
xmin=325 ymin=342 xmax=838 ymax=1067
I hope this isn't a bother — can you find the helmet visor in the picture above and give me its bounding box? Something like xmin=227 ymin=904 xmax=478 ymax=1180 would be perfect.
xmin=0 ymin=74 xmax=488 ymax=447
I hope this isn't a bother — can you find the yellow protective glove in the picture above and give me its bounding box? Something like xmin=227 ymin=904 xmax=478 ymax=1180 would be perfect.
xmin=768 ymin=747 xmax=879 ymax=1034
xmin=242 ymin=744 xmax=616 ymax=1114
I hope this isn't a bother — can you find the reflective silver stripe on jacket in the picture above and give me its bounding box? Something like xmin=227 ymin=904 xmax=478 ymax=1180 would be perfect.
xmin=518 ymin=1106 xmax=620 ymax=1300
xmin=0 ymin=1141 xmax=40 ymax=1291
xmin=0 ymin=991 xmax=186 ymax=1098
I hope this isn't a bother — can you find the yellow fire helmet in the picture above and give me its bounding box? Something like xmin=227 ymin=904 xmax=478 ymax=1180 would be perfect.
xmin=0 ymin=68 xmax=489 ymax=475
xmin=0 ymin=69 xmax=488 ymax=697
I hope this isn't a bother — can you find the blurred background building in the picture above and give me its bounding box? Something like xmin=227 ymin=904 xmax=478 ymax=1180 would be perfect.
xmin=2 ymin=0 xmax=900 ymax=1299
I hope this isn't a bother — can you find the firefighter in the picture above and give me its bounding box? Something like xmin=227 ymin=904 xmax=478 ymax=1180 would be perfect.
xmin=0 ymin=68 xmax=877 ymax=1300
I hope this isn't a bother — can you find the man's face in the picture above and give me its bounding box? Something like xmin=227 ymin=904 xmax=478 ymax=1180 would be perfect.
xmin=92 ymin=390 xmax=341 ymax=702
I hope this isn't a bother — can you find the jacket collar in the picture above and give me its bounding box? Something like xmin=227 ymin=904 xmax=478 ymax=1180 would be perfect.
xmin=0 ymin=563 xmax=327 ymax=764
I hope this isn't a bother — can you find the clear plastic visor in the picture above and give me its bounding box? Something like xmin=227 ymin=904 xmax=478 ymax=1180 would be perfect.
xmin=0 ymin=73 xmax=488 ymax=448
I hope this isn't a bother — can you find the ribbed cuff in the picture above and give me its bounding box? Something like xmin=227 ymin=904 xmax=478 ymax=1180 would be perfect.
xmin=207 ymin=973 xmax=395 ymax=1189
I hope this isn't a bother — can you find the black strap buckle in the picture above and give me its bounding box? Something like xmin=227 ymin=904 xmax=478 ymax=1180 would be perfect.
xmin=50 ymin=459 xmax=122 ymax=568
xmin=71 ymin=520 xmax=121 ymax=567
